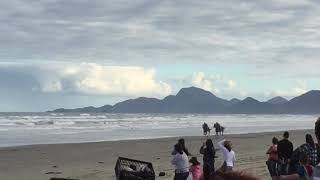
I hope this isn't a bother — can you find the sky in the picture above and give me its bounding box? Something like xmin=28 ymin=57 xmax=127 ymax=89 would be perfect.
xmin=1 ymin=0 xmax=320 ymax=112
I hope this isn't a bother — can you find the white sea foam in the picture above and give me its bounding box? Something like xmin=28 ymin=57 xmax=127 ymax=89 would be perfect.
xmin=0 ymin=113 xmax=318 ymax=147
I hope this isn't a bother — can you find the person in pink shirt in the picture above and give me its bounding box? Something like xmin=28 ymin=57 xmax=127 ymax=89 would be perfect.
xmin=189 ymin=156 xmax=202 ymax=180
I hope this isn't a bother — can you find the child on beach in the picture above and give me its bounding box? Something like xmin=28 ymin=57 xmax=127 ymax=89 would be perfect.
xmin=189 ymin=157 xmax=202 ymax=180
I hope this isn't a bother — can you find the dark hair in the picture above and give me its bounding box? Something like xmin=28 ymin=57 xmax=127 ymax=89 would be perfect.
xmin=206 ymin=139 xmax=214 ymax=149
xmin=299 ymin=153 xmax=309 ymax=165
xmin=315 ymin=117 xmax=320 ymax=141
xmin=189 ymin=156 xmax=200 ymax=166
xmin=283 ymin=131 xmax=289 ymax=139
xmin=178 ymin=139 xmax=185 ymax=147
xmin=224 ymin=141 xmax=232 ymax=152
xmin=306 ymin=134 xmax=315 ymax=147
xmin=174 ymin=144 xmax=183 ymax=154
xmin=272 ymin=137 xmax=278 ymax=145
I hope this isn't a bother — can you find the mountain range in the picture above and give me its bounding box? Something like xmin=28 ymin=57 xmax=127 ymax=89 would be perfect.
xmin=50 ymin=87 xmax=320 ymax=114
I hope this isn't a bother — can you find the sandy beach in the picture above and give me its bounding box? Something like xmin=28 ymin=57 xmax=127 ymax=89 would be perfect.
xmin=0 ymin=129 xmax=313 ymax=180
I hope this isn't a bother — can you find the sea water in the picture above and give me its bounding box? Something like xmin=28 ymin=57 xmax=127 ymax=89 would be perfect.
xmin=0 ymin=113 xmax=317 ymax=147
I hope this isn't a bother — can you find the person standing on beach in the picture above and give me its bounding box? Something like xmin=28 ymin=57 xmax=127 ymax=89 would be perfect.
xmin=266 ymin=137 xmax=280 ymax=180
xmin=200 ymin=139 xmax=216 ymax=180
xmin=172 ymin=144 xmax=189 ymax=180
xmin=279 ymin=117 xmax=320 ymax=180
xmin=278 ymin=131 xmax=293 ymax=175
xmin=218 ymin=139 xmax=236 ymax=172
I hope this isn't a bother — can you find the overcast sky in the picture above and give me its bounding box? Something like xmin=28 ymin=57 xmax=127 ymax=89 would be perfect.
xmin=1 ymin=0 xmax=320 ymax=111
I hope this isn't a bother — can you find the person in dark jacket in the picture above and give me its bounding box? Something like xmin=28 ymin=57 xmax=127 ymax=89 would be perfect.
xmin=172 ymin=138 xmax=191 ymax=156
xmin=200 ymin=139 xmax=216 ymax=180
xmin=278 ymin=131 xmax=293 ymax=175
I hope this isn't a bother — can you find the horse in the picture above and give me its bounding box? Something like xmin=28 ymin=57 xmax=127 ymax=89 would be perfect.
xmin=214 ymin=122 xmax=225 ymax=136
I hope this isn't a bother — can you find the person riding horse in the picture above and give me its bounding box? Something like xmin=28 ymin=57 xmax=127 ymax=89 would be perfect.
xmin=214 ymin=122 xmax=225 ymax=136
xmin=202 ymin=123 xmax=211 ymax=136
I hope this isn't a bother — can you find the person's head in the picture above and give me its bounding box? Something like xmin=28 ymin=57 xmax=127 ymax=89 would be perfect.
xmin=189 ymin=156 xmax=200 ymax=166
xmin=305 ymin=134 xmax=315 ymax=146
xmin=206 ymin=139 xmax=214 ymax=149
xmin=174 ymin=143 xmax=183 ymax=155
xmin=272 ymin=137 xmax=278 ymax=145
xmin=315 ymin=117 xmax=320 ymax=142
xmin=299 ymin=153 xmax=309 ymax=165
xmin=283 ymin=131 xmax=289 ymax=139
xmin=224 ymin=140 xmax=232 ymax=152
xmin=178 ymin=138 xmax=185 ymax=147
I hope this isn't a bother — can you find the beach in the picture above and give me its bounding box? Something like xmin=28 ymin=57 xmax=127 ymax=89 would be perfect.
xmin=0 ymin=129 xmax=313 ymax=180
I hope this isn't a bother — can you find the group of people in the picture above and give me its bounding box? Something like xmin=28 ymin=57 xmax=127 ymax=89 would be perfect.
xmin=171 ymin=138 xmax=236 ymax=180
xmin=202 ymin=122 xmax=225 ymax=136
xmin=171 ymin=116 xmax=320 ymax=180
xmin=266 ymin=117 xmax=320 ymax=180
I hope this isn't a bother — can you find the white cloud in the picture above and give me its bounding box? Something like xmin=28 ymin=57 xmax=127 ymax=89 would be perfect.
xmin=191 ymin=72 xmax=238 ymax=94
xmin=265 ymin=81 xmax=308 ymax=98
xmin=191 ymin=72 xmax=219 ymax=93
xmin=30 ymin=63 xmax=172 ymax=97
xmin=42 ymin=80 xmax=63 ymax=93
xmin=227 ymin=80 xmax=236 ymax=89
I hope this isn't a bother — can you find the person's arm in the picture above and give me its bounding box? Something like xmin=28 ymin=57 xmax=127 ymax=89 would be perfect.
xmin=184 ymin=148 xmax=191 ymax=156
xmin=289 ymin=142 xmax=294 ymax=158
xmin=266 ymin=146 xmax=272 ymax=154
xmin=218 ymin=139 xmax=228 ymax=157
xmin=200 ymin=145 xmax=205 ymax=155
xmin=172 ymin=149 xmax=177 ymax=155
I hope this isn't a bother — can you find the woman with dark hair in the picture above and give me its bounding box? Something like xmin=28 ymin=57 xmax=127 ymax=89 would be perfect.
xmin=291 ymin=134 xmax=319 ymax=169
xmin=172 ymin=144 xmax=189 ymax=180
xmin=200 ymin=139 xmax=216 ymax=180
xmin=266 ymin=137 xmax=279 ymax=180
xmin=172 ymin=138 xmax=191 ymax=156
xmin=303 ymin=134 xmax=319 ymax=167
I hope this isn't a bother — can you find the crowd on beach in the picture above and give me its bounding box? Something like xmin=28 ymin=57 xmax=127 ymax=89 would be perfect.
xmin=171 ymin=117 xmax=320 ymax=180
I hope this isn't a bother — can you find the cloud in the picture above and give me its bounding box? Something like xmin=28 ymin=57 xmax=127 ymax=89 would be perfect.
xmin=191 ymin=72 xmax=219 ymax=93
xmin=1 ymin=0 xmax=320 ymax=74
xmin=2 ymin=63 xmax=172 ymax=97
xmin=264 ymin=81 xmax=308 ymax=98
xmin=191 ymin=72 xmax=238 ymax=95
xmin=227 ymin=80 xmax=236 ymax=89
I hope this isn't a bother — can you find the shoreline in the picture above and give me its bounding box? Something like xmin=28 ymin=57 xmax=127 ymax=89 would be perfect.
xmin=0 ymin=129 xmax=314 ymax=180
xmin=0 ymin=128 xmax=313 ymax=149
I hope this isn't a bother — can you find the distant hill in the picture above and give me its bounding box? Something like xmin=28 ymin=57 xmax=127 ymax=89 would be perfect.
xmin=267 ymin=96 xmax=288 ymax=104
xmin=49 ymin=87 xmax=320 ymax=114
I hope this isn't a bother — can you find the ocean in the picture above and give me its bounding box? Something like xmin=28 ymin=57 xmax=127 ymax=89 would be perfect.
xmin=0 ymin=113 xmax=317 ymax=147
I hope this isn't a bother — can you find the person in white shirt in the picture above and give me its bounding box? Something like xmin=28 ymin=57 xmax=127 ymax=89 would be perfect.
xmin=172 ymin=144 xmax=189 ymax=180
xmin=218 ymin=139 xmax=236 ymax=172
